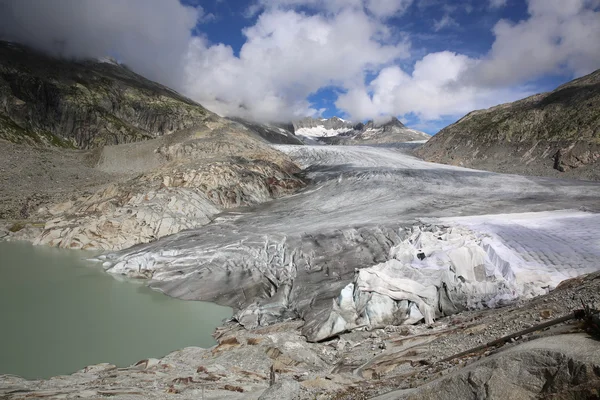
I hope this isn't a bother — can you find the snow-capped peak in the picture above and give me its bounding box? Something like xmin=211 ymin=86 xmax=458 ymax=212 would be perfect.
xmin=292 ymin=115 xmax=430 ymax=144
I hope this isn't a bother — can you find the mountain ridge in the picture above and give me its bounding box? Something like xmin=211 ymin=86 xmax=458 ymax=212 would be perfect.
xmin=0 ymin=40 xmax=212 ymax=149
xmin=416 ymin=68 xmax=600 ymax=180
xmin=292 ymin=115 xmax=430 ymax=144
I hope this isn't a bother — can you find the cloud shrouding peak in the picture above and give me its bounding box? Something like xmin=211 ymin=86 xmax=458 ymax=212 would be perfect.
xmin=0 ymin=0 xmax=598 ymax=131
xmin=0 ymin=0 xmax=199 ymax=89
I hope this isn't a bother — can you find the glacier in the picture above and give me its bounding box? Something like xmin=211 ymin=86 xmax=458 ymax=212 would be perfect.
xmin=98 ymin=144 xmax=600 ymax=341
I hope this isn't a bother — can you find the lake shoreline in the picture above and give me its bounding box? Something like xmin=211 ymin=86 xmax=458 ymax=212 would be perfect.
xmin=0 ymin=241 xmax=232 ymax=380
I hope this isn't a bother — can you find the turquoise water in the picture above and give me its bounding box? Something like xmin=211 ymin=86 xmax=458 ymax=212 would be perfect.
xmin=0 ymin=241 xmax=231 ymax=379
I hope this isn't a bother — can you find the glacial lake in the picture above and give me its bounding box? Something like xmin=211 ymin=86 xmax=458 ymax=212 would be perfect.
xmin=0 ymin=241 xmax=232 ymax=379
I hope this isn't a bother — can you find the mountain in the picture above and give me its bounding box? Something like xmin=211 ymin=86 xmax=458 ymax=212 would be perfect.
xmin=323 ymin=117 xmax=431 ymax=145
xmin=0 ymin=40 xmax=211 ymax=149
xmin=293 ymin=116 xmax=355 ymax=139
xmin=416 ymin=69 xmax=600 ymax=180
xmin=0 ymin=40 xmax=305 ymax=249
xmin=292 ymin=116 xmax=430 ymax=144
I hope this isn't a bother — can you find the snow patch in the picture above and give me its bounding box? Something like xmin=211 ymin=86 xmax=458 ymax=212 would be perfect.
xmin=295 ymin=126 xmax=352 ymax=138
xmin=97 ymin=57 xmax=120 ymax=66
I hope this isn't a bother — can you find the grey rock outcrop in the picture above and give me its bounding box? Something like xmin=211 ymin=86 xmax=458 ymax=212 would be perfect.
xmin=258 ymin=379 xmax=303 ymax=399
xmin=374 ymin=334 xmax=600 ymax=400
xmin=416 ymin=68 xmax=600 ymax=180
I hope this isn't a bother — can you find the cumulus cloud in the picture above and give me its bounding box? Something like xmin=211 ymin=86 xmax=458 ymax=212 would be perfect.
xmin=336 ymin=51 xmax=533 ymax=121
xmin=183 ymin=9 xmax=409 ymax=121
xmin=471 ymin=0 xmax=600 ymax=86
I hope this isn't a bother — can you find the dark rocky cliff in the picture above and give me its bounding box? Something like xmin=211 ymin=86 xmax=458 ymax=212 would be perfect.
xmin=416 ymin=69 xmax=600 ymax=180
xmin=227 ymin=117 xmax=303 ymax=145
xmin=0 ymin=41 xmax=210 ymax=149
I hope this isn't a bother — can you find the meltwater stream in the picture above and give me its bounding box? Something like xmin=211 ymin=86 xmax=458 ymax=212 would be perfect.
xmin=0 ymin=241 xmax=231 ymax=379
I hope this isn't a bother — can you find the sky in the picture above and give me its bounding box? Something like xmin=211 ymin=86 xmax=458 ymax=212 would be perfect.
xmin=0 ymin=0 xmax=599 ymax=134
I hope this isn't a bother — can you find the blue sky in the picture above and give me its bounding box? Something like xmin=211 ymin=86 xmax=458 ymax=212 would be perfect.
xmin=2 ymin=0 xmax=599 ymax=134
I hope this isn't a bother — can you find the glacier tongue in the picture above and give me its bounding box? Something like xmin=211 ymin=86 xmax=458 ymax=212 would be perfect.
xmin=99 ymin=145 xmax=600 ymax=342
xmin=315 ymin=211 xmax=600 ymax=341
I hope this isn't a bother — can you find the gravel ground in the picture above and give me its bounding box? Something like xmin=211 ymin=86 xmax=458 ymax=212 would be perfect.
xmin=0 ymin=140 xmax=128 ymax=221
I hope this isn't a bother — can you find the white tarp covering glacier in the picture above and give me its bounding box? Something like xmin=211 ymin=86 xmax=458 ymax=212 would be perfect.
xmin=317 ymin=211 xmax=600 ymax=340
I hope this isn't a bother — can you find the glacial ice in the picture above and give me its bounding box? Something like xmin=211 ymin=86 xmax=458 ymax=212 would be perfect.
xmin=100 ymin=145 xmax=600 ymax=341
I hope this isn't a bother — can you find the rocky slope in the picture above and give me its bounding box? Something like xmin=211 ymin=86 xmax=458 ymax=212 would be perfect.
xmin=416 ymin=69 xmax=600 ymax=180
xmin=7 ymin=122 xmax=304 ymax=251
xmin=293 ymin=116 xmax=430 ymax=144
xmin=0 ymin=41 xmax=306 ymax=250
xmin=2 ymin=116 xmax=305 ymax=251
xmin=0 ymin=40 xmax=211 ymax=148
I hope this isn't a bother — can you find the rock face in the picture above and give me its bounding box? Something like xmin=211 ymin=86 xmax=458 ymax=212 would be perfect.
xmin=376 ymin=335 xmax=600 ymax=400
xmin=293 ymin=116 xmax=355 ymax=133
xmin=416 ymin=69 xmax=600 ymax=180
xmin=227 ymin=117 xmax=304 ymax=145
xmin=293 ymin=116 xmax=430 ymax=144
xmin=0 ymin=40 xmax=211 ymax=148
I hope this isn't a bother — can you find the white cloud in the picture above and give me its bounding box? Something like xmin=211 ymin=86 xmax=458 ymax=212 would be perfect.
xmin=489 ymin=0 xmax=508 ymax=9
xmin=336 ymin=51 xmax=533 ymax=122
xmin=433 ymin=14 xmax=459 ymax=31
xmin=183 ymin=9 xmax=410 ymax=121
xmin=471 ymin=0 xmax=600 ymax=86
